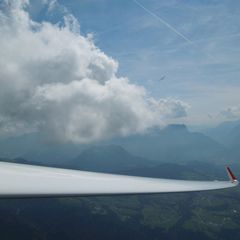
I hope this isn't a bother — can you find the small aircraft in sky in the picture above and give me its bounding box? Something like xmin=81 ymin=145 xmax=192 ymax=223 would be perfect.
xmin=159 ymin=75 xmax=166 ymax=81
xmin=0 ymin=162 xmax=238 ymax=198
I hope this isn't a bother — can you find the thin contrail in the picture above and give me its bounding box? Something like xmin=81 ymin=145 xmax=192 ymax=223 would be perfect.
xmin=133 ymin=0 xmax=193 ymax=44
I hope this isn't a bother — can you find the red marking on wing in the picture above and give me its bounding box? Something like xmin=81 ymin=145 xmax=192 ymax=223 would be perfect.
xmin=227 ymin=167 xmax=237 ymax=181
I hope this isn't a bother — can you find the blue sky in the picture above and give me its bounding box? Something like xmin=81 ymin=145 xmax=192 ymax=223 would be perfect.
xmin=24 ymin=0 xmax=240 ymax=127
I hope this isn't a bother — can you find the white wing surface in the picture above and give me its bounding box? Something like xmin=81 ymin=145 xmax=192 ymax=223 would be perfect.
xmin=0 ymin=162 xmax=238 ymax=198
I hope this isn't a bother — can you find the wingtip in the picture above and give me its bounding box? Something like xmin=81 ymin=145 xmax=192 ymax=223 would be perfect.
xmin=226 ymin=166 xmax=237 ymax=182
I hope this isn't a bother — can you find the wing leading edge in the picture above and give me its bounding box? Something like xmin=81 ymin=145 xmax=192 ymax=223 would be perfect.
xmin=0 ymin=162 xmax=238 ymax=198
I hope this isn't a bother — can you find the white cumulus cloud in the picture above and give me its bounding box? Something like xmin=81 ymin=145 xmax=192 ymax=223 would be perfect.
xmin=0 ymin=0 xmax=189 ymax=143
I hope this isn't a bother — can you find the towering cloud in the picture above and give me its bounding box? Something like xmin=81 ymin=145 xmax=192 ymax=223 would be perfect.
xmin=0 ymin=0 xmax=189 ymax=143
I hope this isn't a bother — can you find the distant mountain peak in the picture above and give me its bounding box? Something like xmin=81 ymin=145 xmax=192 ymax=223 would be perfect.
xmin=67 ymin=144 xmax=152 ymax=173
